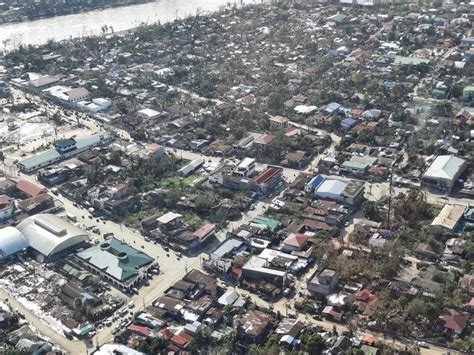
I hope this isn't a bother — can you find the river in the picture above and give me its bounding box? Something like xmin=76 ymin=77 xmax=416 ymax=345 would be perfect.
xmin=0 ymin=0 xmax=261 ymax=50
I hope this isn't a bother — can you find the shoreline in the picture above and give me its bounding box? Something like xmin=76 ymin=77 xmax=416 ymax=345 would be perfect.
xmin=0 ymin=0 xmax=155 ymax=26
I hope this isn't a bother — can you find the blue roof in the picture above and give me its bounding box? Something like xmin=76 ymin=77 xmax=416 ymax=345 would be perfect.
xmin=307 ymin=174 xmax=325 ymax=188
xmin=341 ymin=118 xmax=356 ymax=129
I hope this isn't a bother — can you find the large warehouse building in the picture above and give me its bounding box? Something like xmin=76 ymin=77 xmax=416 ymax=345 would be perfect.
xmin=16 ymin=213 xmax=89 ymax=261
xmin=422 ymin=155 xmax=467 ymax=193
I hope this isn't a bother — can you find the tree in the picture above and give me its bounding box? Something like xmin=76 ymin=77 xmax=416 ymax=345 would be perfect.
xmin=362 ymin=201 xmax=382 ymax=222
xmin=301 ymin=332 xmax=325 ymax=354
xmin=406 ymin=299 xmax=426 ymax=320
xmin=267 ymin=91 xmax=284 ymax=111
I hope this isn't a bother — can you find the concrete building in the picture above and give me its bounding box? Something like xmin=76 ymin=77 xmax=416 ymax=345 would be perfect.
xmin=249 ymin=165 xmax=283 ymax=195
xmin=234 ymin=158 xmax=256 ymax=177
xmin=315 ymin=179 xmax=365 ymax=206
xmin=18 ymin=132 xmax=112 ymax=172
xmin=16 ymin=213 xmax=89 ymax=261
xmin=76 ymin=238 xmax=154 ymax=291
xmin=307 ymin=268 xmax=339 ymax=296
xmin=422 ymin=155 xmax=467 ymax=193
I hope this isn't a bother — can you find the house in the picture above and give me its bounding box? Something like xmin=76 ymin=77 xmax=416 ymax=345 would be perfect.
xmin=322 ymin=305 xmax=343 ymax=322
xmin=422 ymin=155 xmax=467 ymax=193
xmin=414 ymin=243 xmax=438 ymax=261
xmin=281 ymin=233 xmax=310 ymax=252
xmin=0 ymin=194 xmax=14 ymax=222
xmin=233 ymin=135 xmax=255 ymax=151
xmin=12 ymin=179 xmax=47 ymax=198
xmin=439 ymin=308 xmax=469 ymax=335
xmin=105 ymin=184 xmax=128 ymax=200
xmin=138 ymin=108 xmax=161 ymax=120
xmin=308 ymin=269 xmax=339 ymax=296
xmin=269 ymin=116 xmax=289 ymax=128
xmin=431 ymin=204 xmax=466 ymax=235
xmin=157 ymin=212 xmax=183 ymax=230
xmin=254 ymin=133 xmax=275 ymax=147
xmin=237 ymin=310 xmax=272 ymax=344
xmin=17 ymin=193 xmax=55 ymax=215
xmin=459 ymin=274 xmax=474 ymax=295
xmin=276 ymin=318 xmax=305 ymax=346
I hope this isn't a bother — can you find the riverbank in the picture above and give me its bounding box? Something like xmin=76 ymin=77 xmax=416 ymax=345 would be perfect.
xmin=0 ymin=0 xmax=260 ymax=50
xmin=0 ymin=0 xmax=154 ymax=26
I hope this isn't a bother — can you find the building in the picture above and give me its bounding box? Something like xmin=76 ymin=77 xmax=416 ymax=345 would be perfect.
xmin=242 ymin=255 xmax=286 ymax=282
xmin=16 ymin=213 xmax=88 ymax=261
xmin=463 ymin=86 xmax=474 ymax=102
xmin=18 ymin=132 xmax=112 ymax=172
xmin=237 ymin=310 xmax=273 ymax=344
xmin=307 ymin=268 xmax=339 ymax=296
xmin=281 ymin=233 xmax=310 ymax=252
xmin=76 ymin=238 xmax=154 ymax=291
xmin=315 ymin=179 xmax=365 ymax=206
xmin=233 ymin=158 xmax=256 ymax=178
xmin=431 ymin=204 xmax=466 ymax=235
xmin=0 ymin=80 xmax=10 ymax=97
xmin=178 ymin=159 xmax=204 ymax=176
xmin=138 ymin=108 xmax=161 ymax=120
xmin=0 ymin=194 xmax=14 ymax=222
xmin=0 ymin=226 xmax=29 ymax=263
xmin=249 ymin=165 xmax=283 ymax=195
xmin=422 ymin=155 xmax=467 ymax=193
xmin=43 ymin=85 xmax=90 ymax=104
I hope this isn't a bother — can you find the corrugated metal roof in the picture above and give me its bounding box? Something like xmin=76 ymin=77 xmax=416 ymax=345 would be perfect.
xmin=423 ymin=155 xmax=466 ymax=180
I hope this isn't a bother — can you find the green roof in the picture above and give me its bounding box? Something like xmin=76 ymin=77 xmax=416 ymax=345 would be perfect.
xmin=18 ymin=132 xmax=111 ymax=171
xmin=251 ymin=215 xmax=280 ymax=232
xmin=76 ymin=238 xmax=153 ymax=282
xmin=361 ymin=345 xmax=379 ymax=355
xmin=341 ymin=160 xmax=369 ymax=171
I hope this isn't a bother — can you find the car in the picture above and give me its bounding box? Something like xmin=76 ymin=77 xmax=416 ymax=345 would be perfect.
xmin=175 ymin=252 xmax=182 ymax=258
xmin=163 ymin=246 xmax=170 ymax=251
xmin=416 ymin=341 xmax=429 ymax=348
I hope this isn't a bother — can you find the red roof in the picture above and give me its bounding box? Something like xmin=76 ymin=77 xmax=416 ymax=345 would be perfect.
xmin=0 ymin=194 xmax=12 ymax=206
xmin=127 ymin=323 xmax=153 ymax=337
xmin=282 ymin=233 xmax=309 ymax=247
xmin=15 ymin=179 xmax=47 ymax=197
xmin=255 ymin=134 xmax=274 ymax=145
xmin=440 ymin=309 xmax=469 ymax=331
xmin=302 ymin=219 xmax=331 ymax=231
xmin=193 ymin=223 xmax=215 ymax=239
xmin=251 ymin=166 xmax=281 ymax=185
xmin=171 ymin=332 xmax=192 ymax=348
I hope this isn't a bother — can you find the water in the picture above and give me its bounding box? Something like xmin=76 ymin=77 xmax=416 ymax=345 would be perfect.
xmin=0 ymin=0 xmax=260 ymax=50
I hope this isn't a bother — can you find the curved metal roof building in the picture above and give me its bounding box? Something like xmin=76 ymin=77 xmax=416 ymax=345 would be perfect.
xmin=0 ymin=226 xmax=29 ymax=261
xmin=17 ymin=213 xmax=88 ymax=258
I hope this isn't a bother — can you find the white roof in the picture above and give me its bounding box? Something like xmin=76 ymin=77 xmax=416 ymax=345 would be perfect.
xmin=237 ymin=157 xmax=256 ymax=170
xmin=316 ymin=179 xmax=347 ymax=195
xmin=294 ymin=105 xmax=317 ymax=114
xmin=17 ymin=214 xmax=88 ymax=257
xmin=423 ymin=155 xmax=466 ymax=180
xmin=138 ymin=108 xmax=160 ymax=118
xmin=95 ymin=344 xmax=145 ymax=355
xmin=157 ymin=212 xmax=182 ymax=224
xmin=0 ymin=226 xmax=28 ymax=260
xmin=431 ymin=204 xmax=466 ymax=230
xmin=218 ymin=289 xmax=239 ymax=306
